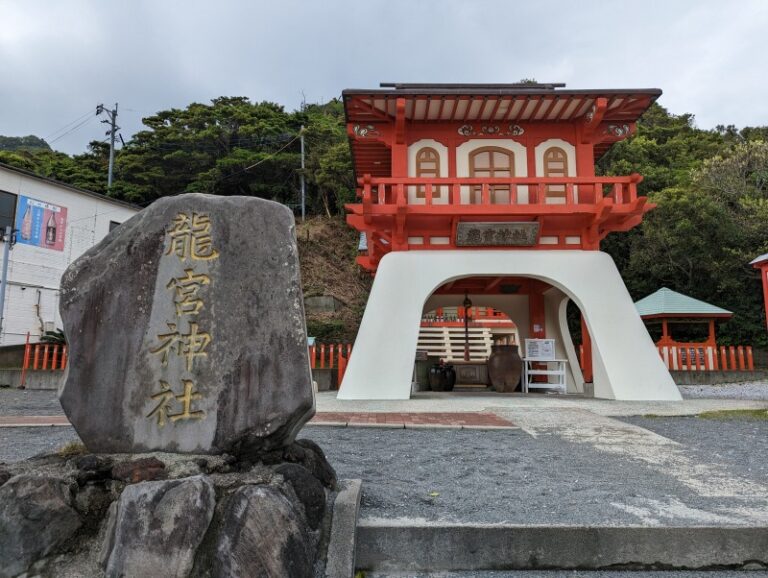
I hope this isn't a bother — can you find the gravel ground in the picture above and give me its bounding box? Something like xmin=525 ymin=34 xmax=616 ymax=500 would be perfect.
xmin=680 ymin=381 xmax=768 ymax=400
xmin=0 ymin=388 xmax=63 ymax=415
xmin=0 ymin=426 xmax=79 ymax=462
xmin=621 ymin=415 xmax=768 ymax=485
xmin=301 ymin=425 xmax=766 ymax=526
xmin=0 ymin=423 xmax=749 ymax=526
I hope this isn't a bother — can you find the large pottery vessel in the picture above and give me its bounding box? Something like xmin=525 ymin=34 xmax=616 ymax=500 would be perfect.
xmin=428 ymin=364 xmax=456 ymax=392
xmin=488 ymin=344 xmax=522 ymax=392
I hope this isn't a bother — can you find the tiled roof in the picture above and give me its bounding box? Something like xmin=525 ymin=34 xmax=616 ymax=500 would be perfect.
xmin=634 ymin=287 xmax=732 ymax=317
xmin=750 ymin=252 xmax=768 ymax=266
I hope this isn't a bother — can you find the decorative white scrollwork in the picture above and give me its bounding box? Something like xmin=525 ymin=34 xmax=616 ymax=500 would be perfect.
xmin=457 ymin=124 xmax=525 ymax=137
xmin=353 ymin=124 xmax=381 ymax=137
xmin=604 ymin=124 xmax=630 ymax=138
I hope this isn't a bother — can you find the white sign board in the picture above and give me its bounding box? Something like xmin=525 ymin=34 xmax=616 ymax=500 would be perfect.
xmin=525 ymin=338 xmax=556 ymax=361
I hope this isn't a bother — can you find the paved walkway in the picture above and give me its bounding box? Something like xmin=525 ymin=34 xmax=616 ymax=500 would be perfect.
xmin=0 ymin=411 xmax=516 ymax=429
xmin=312 ymin=411 xmax=515 ymax=429
xmin=2 ymin=389 xmax=766 ymax=429
xmin=316 ymin=390 xmax=768 ymax=417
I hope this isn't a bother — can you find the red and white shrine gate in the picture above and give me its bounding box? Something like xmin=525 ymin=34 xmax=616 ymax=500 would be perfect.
xmin=338 ymin=83 xmax=680 ymax=401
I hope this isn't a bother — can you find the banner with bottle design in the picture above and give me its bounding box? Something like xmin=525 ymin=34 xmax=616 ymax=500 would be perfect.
xmin=15 ymin=195 xmax=67 ymax=251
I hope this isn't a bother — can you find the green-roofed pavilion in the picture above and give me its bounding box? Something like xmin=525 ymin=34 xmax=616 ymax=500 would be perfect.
xmin=634 ymin=287 xmax=732 ymax=347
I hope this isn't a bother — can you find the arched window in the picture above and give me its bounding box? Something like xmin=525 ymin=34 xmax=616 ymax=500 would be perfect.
xmin=415 ymin=147 xmax=442 ymax=199
xmin=469 ymin=146 xmax=514 ymax=204
xmin=543 ymin=146 xmax=568 ymax=200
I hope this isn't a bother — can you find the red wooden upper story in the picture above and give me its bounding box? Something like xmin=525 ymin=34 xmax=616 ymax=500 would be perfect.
xmin=343 ymin=83 xmax=661 ymax=271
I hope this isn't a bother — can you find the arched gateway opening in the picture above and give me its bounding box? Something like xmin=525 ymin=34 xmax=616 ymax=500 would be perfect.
xmin=418 ymin=276 xmax=586 ymax=394
xmin=338 ymin=250 xmax=679 ymax=401
xmin=339 ymin=82 xmax=681 ymax=401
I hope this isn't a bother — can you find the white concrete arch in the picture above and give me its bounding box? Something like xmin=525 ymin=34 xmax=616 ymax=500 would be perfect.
xmin=338 ymin=250 xmax=680 ymax=401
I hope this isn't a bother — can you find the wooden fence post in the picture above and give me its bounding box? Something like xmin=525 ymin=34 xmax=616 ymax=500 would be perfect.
xmin=729 ymin=346 xmax=737 ymax=371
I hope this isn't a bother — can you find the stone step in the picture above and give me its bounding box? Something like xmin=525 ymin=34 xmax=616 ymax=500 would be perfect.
xmin=355 ymin=520 xmax=768 ymax=572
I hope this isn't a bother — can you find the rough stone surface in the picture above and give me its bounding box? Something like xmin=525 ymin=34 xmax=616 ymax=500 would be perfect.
xmin=102 ymin=475 xmax=215 ymax=578
xmin=274 ymin=462 xmax=326 ymax=529
xmin=214 ymin=484 xmax=313 ymax=578
xmin=58 ymin=193 xmax=315 ymax=454
xmin=0 ymin=475 xmax=82 ymax=578
xmin=110 ymin=456 xmax=167 ymax=483
xmin=254 ymin=438 xmax=337 ymax=490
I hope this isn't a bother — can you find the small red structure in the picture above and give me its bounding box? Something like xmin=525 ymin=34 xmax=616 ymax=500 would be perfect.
xmin=751 ymin=253 xmax=768 ymax=332
xmin=633 ymin=288 xmax=753 ymax=372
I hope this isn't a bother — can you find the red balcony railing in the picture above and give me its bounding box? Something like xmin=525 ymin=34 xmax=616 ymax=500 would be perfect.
xmin=356 ymin=174 xmax=642 ymax=209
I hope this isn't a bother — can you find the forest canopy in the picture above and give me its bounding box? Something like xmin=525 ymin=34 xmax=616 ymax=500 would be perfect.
xmin=1 ymin=98 xmax=766 ymax=345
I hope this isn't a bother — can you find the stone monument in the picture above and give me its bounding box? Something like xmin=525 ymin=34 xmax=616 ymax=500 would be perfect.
xmin=0 ymin=194 xmax=345 ymax=578
xmin=59 ymin=193 xmax=315 ymax=454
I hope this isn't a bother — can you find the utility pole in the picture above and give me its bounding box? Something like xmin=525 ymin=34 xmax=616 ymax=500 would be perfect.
xmin=97 ymin=103 xmax=119 ymax=189
xmin=0 ymin=226 xmax=16 ymax=342
xmin=300 ymin=125 xmax=306 ymax=222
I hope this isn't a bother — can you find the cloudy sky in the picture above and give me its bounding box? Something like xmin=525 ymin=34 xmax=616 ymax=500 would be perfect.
xmin=1 ymin=0 xmax=766 ymax=154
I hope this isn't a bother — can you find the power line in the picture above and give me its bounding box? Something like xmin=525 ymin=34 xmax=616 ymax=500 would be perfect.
xmin=48 ymin=116 xmax=96 ymax=145
xmin=214 ymin=131 xmax=303 ymax=184
xmin=44 ymin=109 xmax=94 ymax=140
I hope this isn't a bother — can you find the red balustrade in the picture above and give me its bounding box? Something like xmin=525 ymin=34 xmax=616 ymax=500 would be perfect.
xmin=20 ymin=333 xmax=68 ymax=387
xmin=308 ymin=342 xmax=353 ymax=387
xmin=656 ymin=344 xmax=754 ymax=372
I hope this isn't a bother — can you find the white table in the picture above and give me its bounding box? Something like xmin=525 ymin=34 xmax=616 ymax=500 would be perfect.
xmin=522 ymin=358 xmax=568 ymax=394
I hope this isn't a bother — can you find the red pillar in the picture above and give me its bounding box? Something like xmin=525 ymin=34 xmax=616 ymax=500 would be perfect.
xmin=759 ymin=264 xmax=768 ymax=332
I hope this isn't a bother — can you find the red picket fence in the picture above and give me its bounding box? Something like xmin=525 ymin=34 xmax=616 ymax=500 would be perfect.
xmin=578 ymin=343 xmax=754 ymax=373
xmin=309 ymin=343 xmax=352 ymax=387
xmin=657 ymin=344 xmax=754 ymax=372
xmin=21 ymin=333 xmax=68 ymax=387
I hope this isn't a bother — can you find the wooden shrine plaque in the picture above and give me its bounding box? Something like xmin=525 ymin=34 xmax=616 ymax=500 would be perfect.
xmin=456 ymin=222 xmax=539 ymax=247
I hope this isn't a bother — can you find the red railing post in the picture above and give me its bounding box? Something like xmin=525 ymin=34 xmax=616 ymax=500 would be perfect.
xmin=60 ymin=345 xmax=68 ymax=369
xmin=51 ymin=345 xmax=59 ymax=371
xmin=481 ymin=183 xmax=490 ymax=205
xmin=33 ymin=344 xmax=40 ymax=370
xmin=677 ymin=347 xmax=684 ymax=371
xmin=21 ymin=333 xmax=31 ymax=387
xmin=329 ymin=344 xmax=336 ymax=368
xmin=729 ymin=347 xmax=737 ymax=371
xmin=565 ymin=183 xmax=574 ymax=205
xmin=720 ymin=346 xmax=728 ymax=370
xmin=42 ymin=344 xmax=49 ymax=370
xmin=747 ymin=346 xmax=754 ymax=371
xmin=737 ymin=346 xmax=746 ymax=371
xmin=319 ymin=344 xmax=326 ymax=369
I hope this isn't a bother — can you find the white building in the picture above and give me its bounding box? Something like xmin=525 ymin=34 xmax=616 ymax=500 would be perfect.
xmin=0 ymin=162 xmax=139 ymax=345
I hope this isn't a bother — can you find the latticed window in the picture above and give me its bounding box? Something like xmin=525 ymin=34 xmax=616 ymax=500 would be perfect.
xmin=469 ymin=147 xmax=514 ymax=204
xmin=415 ymin=147 xmax=442 ymax=199
xmin=543 ymin=147 xmax=568 ymax=200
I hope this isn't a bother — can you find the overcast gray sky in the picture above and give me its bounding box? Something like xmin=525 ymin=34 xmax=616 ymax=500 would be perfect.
xmin=1 ymin=0 xmax=766 ymax=154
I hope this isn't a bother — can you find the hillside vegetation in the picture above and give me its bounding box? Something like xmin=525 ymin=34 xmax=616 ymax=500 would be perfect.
xmin=296 ymin=217 xmax=371 ymax=342
xmin=1 ymin=98 xmax=767 ymax=345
